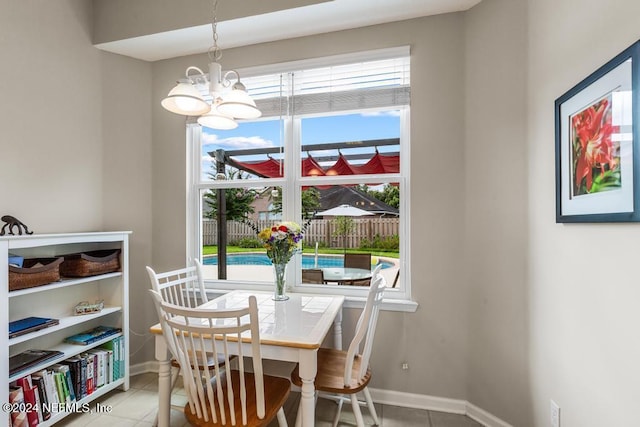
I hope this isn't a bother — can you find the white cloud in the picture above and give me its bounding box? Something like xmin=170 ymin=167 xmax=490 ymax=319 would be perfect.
xmin=202 ymin=132 xmax=275 ymax=151
xmin=360 ymin=110 xmax=401 ymax=117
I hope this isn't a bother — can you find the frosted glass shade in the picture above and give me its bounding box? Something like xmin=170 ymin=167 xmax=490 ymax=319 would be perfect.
xmin=161 ymin=82 xmax=210 ymax=116
xmin=197 ymin=109 xmax=238 ymax=130
xmin=217 ymin=89 xmax=262 ymax=119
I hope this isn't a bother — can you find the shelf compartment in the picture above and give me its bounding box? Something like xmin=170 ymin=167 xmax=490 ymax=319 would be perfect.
xmin=9 ymin=306 xmax=122 ymax=346
xmin=8 ymin=272 xmax=122 ymax=298
xmin=34 ymin=378 xmax=125 ymax=427
xmin=9 ymin=333 xmax=124 ymax=383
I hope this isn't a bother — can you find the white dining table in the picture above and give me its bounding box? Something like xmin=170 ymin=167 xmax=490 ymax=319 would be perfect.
xmin=150 ymin=290 xmax=345 ymax=427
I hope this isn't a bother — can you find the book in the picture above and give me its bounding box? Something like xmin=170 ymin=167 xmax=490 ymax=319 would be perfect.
xmin=30 ymin=373 xmax=51 ymax=421
xmin=103 ymin=348 xmax=113 ymax=384
xmin=8 ymin=386 xmax=28 ymax=427
xmin=52 ymin=365 xmax=75 ymax=402
xmin=101 ymin=338 xmax=120 ymax=380
xmin=22 ymin=385 xmax=40 ymax=426
xmin=83 ymin=353 xmax=95 ymax=395
xmin=42 ymin=370 xmax=60 ymax=410
xmin=52 ymin=372 xmax=67 ymax=405
xmin=9 ymin=350 xmax=64 ymax=377
xmin=64 ymin=326 xmax=121 ymax=346
xmin=88 ymin=349 xmax=107 ymax=388
xmin=9 ymin=317 xmax=59 ymax=339
xmin=61 ymin=357 xmax=82 ymax=400
xmin=12 ymin=377 xmax=39 ymax=426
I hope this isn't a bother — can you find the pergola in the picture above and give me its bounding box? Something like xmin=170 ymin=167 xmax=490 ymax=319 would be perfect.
xmin=207 ymin=138 xmax=399 ymax=279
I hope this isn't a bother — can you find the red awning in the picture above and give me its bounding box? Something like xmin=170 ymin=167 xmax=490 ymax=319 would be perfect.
xmin=229 ymin=152 xmax=399 ymax=179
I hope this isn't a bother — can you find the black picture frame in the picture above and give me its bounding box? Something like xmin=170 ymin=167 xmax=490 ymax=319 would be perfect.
xmin=555 ymin=40 xmax=640 ymax=223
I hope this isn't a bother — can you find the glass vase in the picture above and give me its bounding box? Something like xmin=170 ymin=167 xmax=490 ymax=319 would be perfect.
xmin=272 ymin=262 xmax=289 ymax=301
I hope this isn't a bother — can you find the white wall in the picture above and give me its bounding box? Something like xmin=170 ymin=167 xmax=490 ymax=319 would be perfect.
xmin=527 ymin=0 xmax=640 ymax=425
xmin=0 ymin=0 xmax=155 ymax=365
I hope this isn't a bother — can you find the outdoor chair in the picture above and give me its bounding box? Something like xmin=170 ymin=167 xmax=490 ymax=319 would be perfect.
xmin=302 ymin=268 xmax=326 ymax=284
xmin=150 ymin=291 xmax=290 ymax=426
xmin=291 ymin=265 xmax=385 ymax=427
xmin=343 ymin=253 xmax=372 ymax=286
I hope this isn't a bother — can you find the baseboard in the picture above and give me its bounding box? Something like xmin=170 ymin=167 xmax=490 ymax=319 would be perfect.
xmin=368 ymin=387 xmax=513 ymax=427
xmin=130 ymin=361 xmax=158 ymax=377
xmin=134 ymin=363 xmax=511 ymax=427
xmin=368 ymin=387 xmax=466 ymax=414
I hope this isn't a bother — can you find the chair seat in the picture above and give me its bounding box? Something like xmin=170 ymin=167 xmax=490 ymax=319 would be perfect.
xmin=291 ymin=348 xmax=371 ymax=394
xmin=170 ymin=351 xmax=229 ymax=370
xmin=184 ymin=370 xmax=291 ymax=427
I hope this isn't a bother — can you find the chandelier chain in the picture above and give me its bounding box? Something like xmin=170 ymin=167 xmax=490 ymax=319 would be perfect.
xmin=209 ymin=0 xmax=222 ymax=61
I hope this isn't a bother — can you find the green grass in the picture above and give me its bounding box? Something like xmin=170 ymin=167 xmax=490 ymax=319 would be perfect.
xmin=203 ymin=245 xmax=399 ymax=259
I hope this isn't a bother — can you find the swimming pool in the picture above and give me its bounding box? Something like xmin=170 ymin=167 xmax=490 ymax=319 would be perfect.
xmin=203 ymin=253 xmax=394 ymax=269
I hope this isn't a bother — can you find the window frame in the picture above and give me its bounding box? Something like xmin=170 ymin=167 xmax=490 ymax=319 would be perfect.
xmin=186 ymin=52 xmax=415 ymax=308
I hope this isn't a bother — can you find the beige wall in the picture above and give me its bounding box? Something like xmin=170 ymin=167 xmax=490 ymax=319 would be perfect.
xmin=0 ymin=0 xmax=103 ymax=231
xmin=464 ymin=0 xmax=530 ymax=425
xmin=527 ymin=0 xmax=640 ymax=426
xmin=150 ymin=15 xmax=470 ymax=399
xmin=0 ymin=1 xmax=155 ymax=365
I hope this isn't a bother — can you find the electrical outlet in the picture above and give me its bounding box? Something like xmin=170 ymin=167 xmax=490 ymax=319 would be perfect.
xmin=401 ymin=362 xmax=409 ymax=370
xmin=550 ymin=400 xmax=560 ymax=427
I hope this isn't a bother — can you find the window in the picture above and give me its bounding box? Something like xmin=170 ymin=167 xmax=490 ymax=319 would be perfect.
xmin=188 ymin=47 xmax=411 ymax=300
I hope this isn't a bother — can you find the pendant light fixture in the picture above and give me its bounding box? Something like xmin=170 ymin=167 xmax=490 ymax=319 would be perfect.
xmin=161 ymin=0 xmax=261 ymax=129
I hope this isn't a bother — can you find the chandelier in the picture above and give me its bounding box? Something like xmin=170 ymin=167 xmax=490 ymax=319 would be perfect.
xmin=161 ymin=0 xmax=261 ymax=129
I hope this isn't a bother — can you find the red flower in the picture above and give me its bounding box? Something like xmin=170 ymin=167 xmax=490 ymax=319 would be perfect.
xmin=572 ymin=98 xmax=616 ymax=193
xmin=278 ymin=225 xmax=288 ymax=232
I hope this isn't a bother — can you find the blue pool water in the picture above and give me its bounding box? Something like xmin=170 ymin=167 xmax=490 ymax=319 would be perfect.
xmin=203 ymin=253 xmax=394 ymax=269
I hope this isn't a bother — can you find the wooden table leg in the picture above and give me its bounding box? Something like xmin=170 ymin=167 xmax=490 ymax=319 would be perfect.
xmin=297 ymin=349 xmax=318 ymax=427
xmin=155 ymin=337 xmax=171 ymax=427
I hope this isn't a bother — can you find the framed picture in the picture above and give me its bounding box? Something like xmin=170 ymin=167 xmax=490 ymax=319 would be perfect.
xmin=555 ymin=40 xmax=640 ymax=222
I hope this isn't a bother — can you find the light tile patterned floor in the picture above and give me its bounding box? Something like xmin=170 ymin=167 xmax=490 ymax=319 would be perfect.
xmin=55 ymin=372 xmax=482 ymax=427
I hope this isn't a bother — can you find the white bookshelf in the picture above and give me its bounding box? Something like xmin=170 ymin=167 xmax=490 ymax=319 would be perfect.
xmin=0 ymin=232 xmax=130 ymax=426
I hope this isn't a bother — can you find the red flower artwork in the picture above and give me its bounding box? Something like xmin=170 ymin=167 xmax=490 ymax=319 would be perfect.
xmin=571 ymin=96 xmax=620 ymax=195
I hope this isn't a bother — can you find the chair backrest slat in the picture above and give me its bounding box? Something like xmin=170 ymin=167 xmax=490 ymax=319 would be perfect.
xmin=146 ymin=259 xmax=208 ymax=309
xmin=343 ymin=264 xmax=385 ymax=385
xmin=149 ymin=291 xmax=266 ymax=426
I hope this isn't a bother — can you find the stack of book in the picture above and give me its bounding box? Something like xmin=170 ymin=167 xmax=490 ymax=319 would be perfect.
xmin=64 ymin=326 xmax=121 ymax=346
xmin=7 ymin=335 xmax=125 ymax=426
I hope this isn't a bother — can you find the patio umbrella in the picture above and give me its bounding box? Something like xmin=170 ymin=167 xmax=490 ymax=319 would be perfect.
xmin=316 ymin=204 xmax=374 ymax=217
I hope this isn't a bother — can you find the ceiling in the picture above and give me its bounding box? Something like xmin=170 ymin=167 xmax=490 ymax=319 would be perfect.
xmin=94 ymin=0 xmax=481 ymax=62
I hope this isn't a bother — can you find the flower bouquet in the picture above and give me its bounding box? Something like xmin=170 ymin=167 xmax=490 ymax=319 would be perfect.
xmin=257 ymin=222 xmax=304 ymax=300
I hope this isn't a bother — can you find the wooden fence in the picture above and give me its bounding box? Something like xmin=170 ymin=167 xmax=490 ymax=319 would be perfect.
xmin=202 ymin=218 xmax=399 ymax=248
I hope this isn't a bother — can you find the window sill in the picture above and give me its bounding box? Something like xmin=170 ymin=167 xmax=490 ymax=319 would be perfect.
xmin=203 ymin=286 xmax=418 ymax=313
xmin=343 ymin=296 xmax=418 ymax=312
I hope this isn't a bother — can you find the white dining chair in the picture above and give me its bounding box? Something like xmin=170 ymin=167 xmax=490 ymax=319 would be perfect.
xmin=150 ymin=291 xmax=290 ymax=426
xmin=291 ymin=264 xmax=385 ymax=427
xmin=147 ymin=260 xmax=223 ymax=425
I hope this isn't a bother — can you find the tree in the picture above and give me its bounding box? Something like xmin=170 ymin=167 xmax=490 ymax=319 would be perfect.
xmin=270 ymin=187 xmax=321 ymax=219
xmin=357 ymin=184 xmax=400 ymax=208
xmin=333 ymin=216 xmax=355 ymax=253
xmin=204 ymin=168 xmax=257 ymax=221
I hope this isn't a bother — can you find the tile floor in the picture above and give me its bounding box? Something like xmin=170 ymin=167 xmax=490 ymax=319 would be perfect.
xmin=56 ymin=372 xmax=482 ymax=427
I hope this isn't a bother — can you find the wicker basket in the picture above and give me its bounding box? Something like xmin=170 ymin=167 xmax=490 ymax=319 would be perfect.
xmin=9 ymin=257 xmax=64 ymax=291
xmin=59 ymin=249 xmax=121 ymax=277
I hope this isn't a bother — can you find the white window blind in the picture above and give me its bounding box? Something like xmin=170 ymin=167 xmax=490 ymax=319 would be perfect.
xmin=242 ymin=51 xmax=410 ymax=118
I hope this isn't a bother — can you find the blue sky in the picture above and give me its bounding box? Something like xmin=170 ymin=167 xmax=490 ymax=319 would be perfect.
xmin=201 ymin=111 xmax=400 ymax=174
